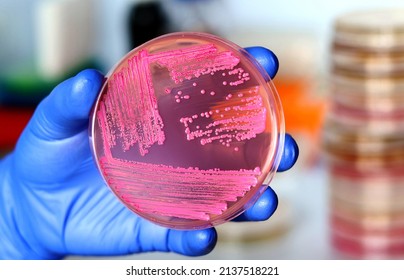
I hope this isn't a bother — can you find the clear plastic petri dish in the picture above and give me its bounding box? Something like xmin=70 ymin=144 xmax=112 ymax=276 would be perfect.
xmin=333 ymin=9 xmax=404 ymax=51
xmin=331 ymin=46 xmax=404 ymax=76
xmin=331 ymin=215 xmax=404 ymax=259
xmin=89 ymin=32 xmax=285 ymax=229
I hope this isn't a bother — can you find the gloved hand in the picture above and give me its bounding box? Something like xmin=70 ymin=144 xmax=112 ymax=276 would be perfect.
xmin=0 ymin=47 xmax=298 ymax=259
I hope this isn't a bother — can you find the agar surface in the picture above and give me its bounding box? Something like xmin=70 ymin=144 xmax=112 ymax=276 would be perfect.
xmin=96 ymin=42 xmax=268 ymax=222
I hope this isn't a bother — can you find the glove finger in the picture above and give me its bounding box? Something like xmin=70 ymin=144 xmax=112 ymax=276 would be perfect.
xmin=245 ymin=46 xmax=279 ymax=79
xmin=244 ymin=49 xmax=298 ymax=170
xmin=134 ymin=219 xmax=217 ymax=256
xmin=278 ymin=133 xmax=299 ymax=172
xmin=64 ymin=191 xmax=217 ymax=257
xmin=232 ymin=186 xmax=278 ymax=222
xmin=27 ymin=69 xmax=104 ymax=141
xmin=166 ymin=228 xmax=217 ymax=256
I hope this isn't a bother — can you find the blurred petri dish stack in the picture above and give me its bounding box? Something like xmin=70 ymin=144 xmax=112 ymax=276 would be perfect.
xmin=325 ymin=9 xmax=404 ymax=259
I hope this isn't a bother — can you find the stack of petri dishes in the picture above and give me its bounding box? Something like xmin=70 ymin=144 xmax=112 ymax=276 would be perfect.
xmin=325 ymin=10 xmax=404 ymax=259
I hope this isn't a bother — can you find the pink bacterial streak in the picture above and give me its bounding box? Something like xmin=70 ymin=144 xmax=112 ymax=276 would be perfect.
xmin=100 ymin=157 xmax=260 ymax=220
xmin=99 ymin=50 xmax=165 ymax=156
xmin=150 ymin=44 xmax=240 ymax=83
xmin=180 ymin=86 xmax=266 ymax=145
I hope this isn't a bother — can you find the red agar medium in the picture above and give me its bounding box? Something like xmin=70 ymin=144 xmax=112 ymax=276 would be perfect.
xmin=89 ymin=32 xmax=285 ymax=229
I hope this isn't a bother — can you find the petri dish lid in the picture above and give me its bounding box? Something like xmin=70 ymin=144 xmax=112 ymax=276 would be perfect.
xmin=323 ymin=122 xmax=404 ymax=155
xmin=331 ymin=71 xmax=404 ymax=96
xmin=333 ymin=9 xmax=404 ymax=50
xmin=89 ymin=32 xmax=284 ymax=229
xmin=330 ymin=89 xmax=404 ymax=113
xmin=324 ymin=109 xmax=404 ymax=137
xmin=331 ymin=46 xmax=404 ymax=77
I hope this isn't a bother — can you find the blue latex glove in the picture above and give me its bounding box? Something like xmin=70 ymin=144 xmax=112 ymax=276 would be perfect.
xmin=0 ymin=47 xmax=298 ymax=259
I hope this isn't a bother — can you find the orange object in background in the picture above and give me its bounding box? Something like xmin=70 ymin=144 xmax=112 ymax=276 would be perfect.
xmin=275 ymin=79 xmax=326 ymax=135
xmin=0 ymin=107 xmax=34 ymax=150
xmin=274 ymin=77 xmax=327 ymax=165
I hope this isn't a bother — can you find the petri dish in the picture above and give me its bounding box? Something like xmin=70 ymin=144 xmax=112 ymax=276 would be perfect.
xmin=333 ymin=9 xmax=404 ymax=51
xmin=331 ymin=223 xmax=404 ymax=259
xmin=331 ymin=46 xmax=404 ymax=77
xmin=89 ymin=32 xmax=285 ymax=229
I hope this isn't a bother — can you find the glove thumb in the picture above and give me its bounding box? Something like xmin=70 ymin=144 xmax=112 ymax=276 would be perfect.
xmin=26 ymin=69 xmax=104 ymax=140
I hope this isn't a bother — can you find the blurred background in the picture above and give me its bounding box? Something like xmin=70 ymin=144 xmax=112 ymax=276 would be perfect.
xmin=2 ymin=0 xmax=404 ymax=259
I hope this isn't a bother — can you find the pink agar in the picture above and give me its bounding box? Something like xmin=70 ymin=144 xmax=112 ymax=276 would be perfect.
xmin=90 ymin=32 xmax=284 ymax=229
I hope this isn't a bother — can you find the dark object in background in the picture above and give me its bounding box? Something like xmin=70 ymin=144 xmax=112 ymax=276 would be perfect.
xmin=127 ymin=1 xmax=170 ymax=49
xmin=0 ymin=107 xmax=34 ymax=151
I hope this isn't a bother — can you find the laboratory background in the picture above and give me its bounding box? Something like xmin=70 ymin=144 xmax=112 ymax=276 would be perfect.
xmin=1 ymin=0 xmax=404 ymax=260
